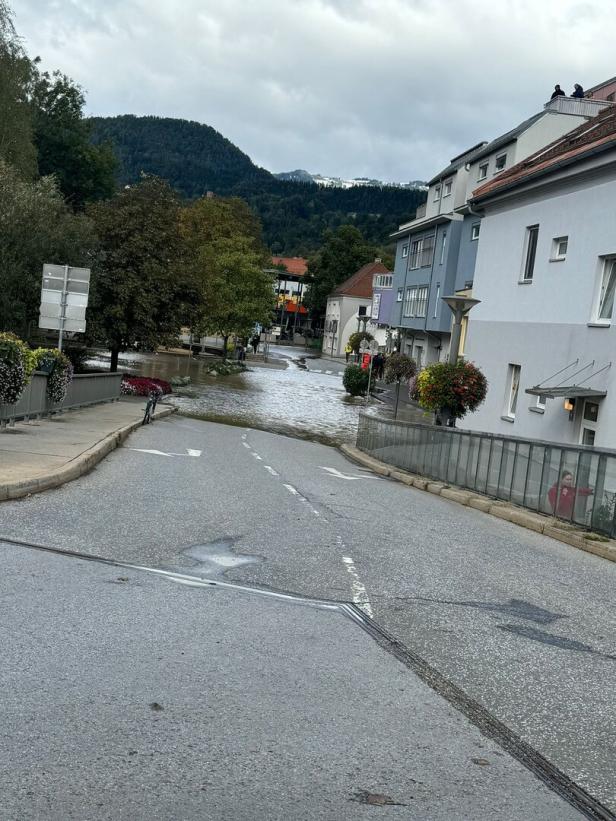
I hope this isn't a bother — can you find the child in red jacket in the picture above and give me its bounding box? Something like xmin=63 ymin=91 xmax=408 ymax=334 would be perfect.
xmin=548 ymin=470 xmax=593 ymax=519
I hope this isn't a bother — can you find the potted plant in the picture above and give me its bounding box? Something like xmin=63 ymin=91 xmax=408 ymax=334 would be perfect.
xmin=415 ymin=361 xmax=487 ymax=426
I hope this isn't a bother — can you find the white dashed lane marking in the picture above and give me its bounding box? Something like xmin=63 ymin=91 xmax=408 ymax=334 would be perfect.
xmin=264 ymin=465 xmax=279 ymax=476
xmin=341 ymin=546 xmax=374 ymax=618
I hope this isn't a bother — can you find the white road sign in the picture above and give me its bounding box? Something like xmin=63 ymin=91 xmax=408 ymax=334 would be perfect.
xmin=39 ymin=264 xmax=91 ymax=343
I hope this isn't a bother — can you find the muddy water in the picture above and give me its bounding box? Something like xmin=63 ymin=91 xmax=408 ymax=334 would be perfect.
xmin=92 ymin=349 xmax=381 ymax=444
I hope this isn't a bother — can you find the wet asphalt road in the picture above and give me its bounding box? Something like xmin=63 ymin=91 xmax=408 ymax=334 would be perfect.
xmin=1 ymin=414 xmax=615 ymax=815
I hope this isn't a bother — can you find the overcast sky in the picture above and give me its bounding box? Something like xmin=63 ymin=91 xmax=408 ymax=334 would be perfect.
xmin=12 ymin=0 xmax=616 ymax=182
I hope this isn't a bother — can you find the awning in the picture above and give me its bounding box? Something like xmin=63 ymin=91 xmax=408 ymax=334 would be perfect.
xmin=525 ymin=386 xmax=607 ymax=399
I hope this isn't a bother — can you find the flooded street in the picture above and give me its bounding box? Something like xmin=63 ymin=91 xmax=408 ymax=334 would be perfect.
xmin=90 ymin=346 xmax=385 ymax=444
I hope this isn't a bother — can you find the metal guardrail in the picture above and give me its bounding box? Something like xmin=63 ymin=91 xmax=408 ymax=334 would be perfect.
xmin=357 ymin=413 xmax=616 ymax=537
xmin=0 ymin=372 xmax=123 ymax=427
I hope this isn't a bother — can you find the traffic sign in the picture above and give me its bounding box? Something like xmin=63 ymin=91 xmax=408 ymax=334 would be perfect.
xmin=39 ymin=264 xmax=90 ymax=347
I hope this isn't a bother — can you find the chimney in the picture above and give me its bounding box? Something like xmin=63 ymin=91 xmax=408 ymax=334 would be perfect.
xmin=374 ymin=257 xmax=382 ymax=263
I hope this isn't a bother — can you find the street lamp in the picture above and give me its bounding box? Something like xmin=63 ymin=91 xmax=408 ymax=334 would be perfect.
xmin=441 ymin=295 xmax=481 ymax=363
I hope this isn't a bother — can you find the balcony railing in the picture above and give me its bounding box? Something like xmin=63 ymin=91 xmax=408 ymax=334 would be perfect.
xmin=543 ymin=96 xmax=612 ymax=117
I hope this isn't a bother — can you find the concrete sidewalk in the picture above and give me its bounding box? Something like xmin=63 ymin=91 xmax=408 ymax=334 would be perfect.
xmin=0 ymin=398 xmax=175 ymax=501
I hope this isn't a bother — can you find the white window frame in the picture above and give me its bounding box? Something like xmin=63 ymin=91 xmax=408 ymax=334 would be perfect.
xmin=409 ymin=239 xmax=422 ymax=270
xmin=433 ymin=283 xmax=440 ymax=318
xmin=593 ymin=256 xmax=616 ymax=324
xmin=401 ymin=244 xmax=408 ymax=258
xmin=504 ymin=364 xmax=521 ymax=419
xmin=443 ymin=180 xmax=452 ymax=197
xmin=536 ymin=394 xmax=547 ymax=411
xmin=550 ymin=236 xmax=568 ymax=261
xmin=396 ymin=288 xmax=403 ymax=302
xmin=471 ymin=223 xmax=480 ymax=241
xmin=439 ymin=232 xmax=447 ymax=265
xmin=403 ymin=287 xmax=414 ymax=317
xmin=433 ymin=186 xmax=441 ymax=201
xmin=494 ymin=153 xmax=507 ymax=172
xmin=477 ymin=163 xmax=488 ymax=181
xmin=420 ymin=234 xmax=435 ymax=267
xmin=520 ymin=225 xmax=539 ymax=283
xmin=415 ymin=286 xmax=429 ymax=318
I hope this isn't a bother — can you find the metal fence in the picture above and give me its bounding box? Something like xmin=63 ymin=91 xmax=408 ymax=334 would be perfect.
xmin=0 ymin=372 xmax=123 ymax=427
xmin=357 ymin=413 xmax=616 ymax=538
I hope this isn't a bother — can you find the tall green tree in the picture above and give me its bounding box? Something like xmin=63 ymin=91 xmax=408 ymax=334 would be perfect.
xmin=0 ymin=160 xmax=94 ymax=336
xmin=182 ymin=195 xmax=274 ymax=358
xmin=0 ymin=1 xmax=37 ymax=177
xmin=304 ymin=224 xmax=387 ymax=317
xmin=88 ymin=177 xmax=199 ymax=371
xmin=30 ymin=70 xmax=116 ymax=209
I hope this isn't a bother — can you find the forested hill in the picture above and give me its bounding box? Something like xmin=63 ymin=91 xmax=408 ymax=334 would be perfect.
xmin=90 ymin=115 xmax=426 ymax=254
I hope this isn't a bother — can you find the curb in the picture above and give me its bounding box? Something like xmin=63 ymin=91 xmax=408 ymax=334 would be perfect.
xmin=0 ymin=406 xmax=177 ymax=503
xmin=339 ymin=443 xmax=616 ymax=564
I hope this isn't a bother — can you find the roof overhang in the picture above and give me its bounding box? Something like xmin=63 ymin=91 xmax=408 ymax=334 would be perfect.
xmin=525 ymin=386 xmax=607 ymax=399
xmin=390 ymin=213 xmax=459 ymax=240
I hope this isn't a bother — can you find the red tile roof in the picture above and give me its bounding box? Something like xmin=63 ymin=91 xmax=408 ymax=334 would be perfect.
xmin=472 ymin=104 xmax=616 ymax=202
xmin=272 ymin=256 xmax=308 ymax=275
xmin=332 ymin=261 xmax=390 ymax=299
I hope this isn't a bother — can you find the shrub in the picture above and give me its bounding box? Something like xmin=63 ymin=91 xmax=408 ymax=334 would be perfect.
xmin=384 ymin=353 xmax=417 ymax=384
xmin=343 ymin=364 xmax=369 ymax=396
xmin=0 ymin=332 xmax=29 ymax=404
xmin=415 ymin=361 xmax=487 ymax=419
xmin=347 ymin=330 xmax=374 ymax=354
xmin=121 ymin=376 xmax=172 ymax=397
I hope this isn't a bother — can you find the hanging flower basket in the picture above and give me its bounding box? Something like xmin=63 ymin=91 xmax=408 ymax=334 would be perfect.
xmin=0 ymin=333 xmax=29 ymax=405
xmin=415 ymin=361 xmax=488 ymax=421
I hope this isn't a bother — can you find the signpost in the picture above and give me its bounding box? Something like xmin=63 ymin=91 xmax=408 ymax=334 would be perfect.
xmin=38 ymin=264 xmax=90 ymax=350
xmin=359 ymin=339 xmax=380 ymax=404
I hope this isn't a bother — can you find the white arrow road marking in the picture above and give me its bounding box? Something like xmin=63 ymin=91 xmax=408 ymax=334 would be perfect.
xmin=130 ymin=448 xmax=202 ymax=458
xmin=319 ymin=466 xmax=380 ymax=480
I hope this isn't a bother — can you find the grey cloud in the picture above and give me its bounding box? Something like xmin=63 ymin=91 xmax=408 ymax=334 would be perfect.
xmin=12 ymin=0 xmax=616 ymax=181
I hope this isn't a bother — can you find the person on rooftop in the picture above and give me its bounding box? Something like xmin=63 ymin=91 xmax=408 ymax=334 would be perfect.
xmin=551 ymin=84 xmax=566 ymax=99
xmin=571 ymin=83 xmax=584 ymax=98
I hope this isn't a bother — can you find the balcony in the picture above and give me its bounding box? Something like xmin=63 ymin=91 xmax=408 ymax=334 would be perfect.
xmin=544 ymin=96 xmax=612 ymax=117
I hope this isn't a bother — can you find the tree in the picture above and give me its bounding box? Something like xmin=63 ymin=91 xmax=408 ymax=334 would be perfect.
xmin=304 ymin=225 xmax=383 ymax=317
xmin=348 ymin=330 xmax=374 ymax=354
xmin=0 ymin=160 xmax=95 ymax=337
xmin=0 ymin=1 xmax=37 ymax=178
xmin=182 ymin=195 xmax=275 ymax=359
xmin=87 ymin=177 xmax=199 ymax=371
xmin=30 ymin=70 xmax=116 ymax=209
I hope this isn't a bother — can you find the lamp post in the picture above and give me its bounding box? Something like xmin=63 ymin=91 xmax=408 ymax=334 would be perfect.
xmin=441 ymin=295 xmax=481 ymax=363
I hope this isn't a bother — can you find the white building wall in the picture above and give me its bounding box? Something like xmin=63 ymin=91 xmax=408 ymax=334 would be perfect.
xmin=464 ymin=167 xmax=616 ymax=447
xmin=324 ymin=295 xmax=370 ymax=356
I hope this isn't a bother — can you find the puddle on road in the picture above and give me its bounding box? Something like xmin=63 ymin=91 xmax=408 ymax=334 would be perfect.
xmin=163 ymin=537 xmax=263 ymax=579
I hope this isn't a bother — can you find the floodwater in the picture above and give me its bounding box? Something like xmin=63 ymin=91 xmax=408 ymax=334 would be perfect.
xmin=90 ymin=346 xmax=384 ymax=444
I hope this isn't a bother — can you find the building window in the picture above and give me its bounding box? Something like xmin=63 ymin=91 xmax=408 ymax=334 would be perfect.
xmin=374 ymin=274 xmax=393 ymax=288
xmin=434 ymin=283 xmax=440 ymax=318
xmin=443 ymin=180 xmax=452 ymax=197
xmin=495 ymin=154 xmax=507 ymax=172
xmin=504 ymin=364 xmax=521 ymax=418
xmin=416 ymin=286 xmax=429 ymax=318
xmin=397 ymin=288 xmax=403 ymax=302
xmin=536 ymin=394 xmax=547 ymax=410
xmin=433 ymin=186 xmax=441 ymax=201
xmin=403 ymin=287 xmax=414 ymax=317
xmin=401 ymin=244 xmax=408 ymax=258
xmin=521 ymin=225 xmax=539 ymax=282
xmin=440 ymin=232 xmax=447 ymax=265
xmin=409 ymin=239 xmax=422 ymax=269
xmin=471 ymin=223 xmax=480 ymax=241
xmin=551 ymin=236 xmax=568 ymax=261
xmin=596 ymin=257 xmax=616 ymax=322
xmin=478 ymin=163 xmax=488 ymax=181
xmin=420 ymin=234 xmax=435 ymax=267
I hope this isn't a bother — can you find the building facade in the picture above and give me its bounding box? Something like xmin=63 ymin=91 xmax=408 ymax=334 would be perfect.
xmin=388 ymin=98 xmax=608 ymax=366
xmin=323 ymin=261 xmax=389 ymax=357
xmin=464 ymin=105 xmax=616 ymax=448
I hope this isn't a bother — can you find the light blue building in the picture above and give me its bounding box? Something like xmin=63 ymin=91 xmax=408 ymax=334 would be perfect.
xmin=388 ymin=96 xmax=606 ymax=367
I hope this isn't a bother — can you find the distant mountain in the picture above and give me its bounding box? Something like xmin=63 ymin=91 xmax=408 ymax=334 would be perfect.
xmin=276 ymin=170 xmax=428 ymax=190
xmin=274 ymin=169 xmax=315 ymax=183
xmin=89 ymin=115 xmax=427 ymax=254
